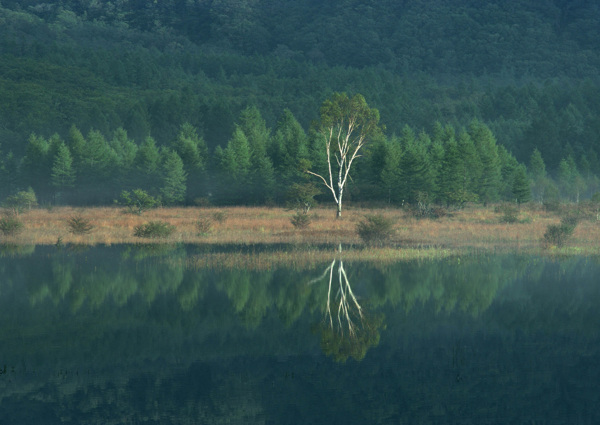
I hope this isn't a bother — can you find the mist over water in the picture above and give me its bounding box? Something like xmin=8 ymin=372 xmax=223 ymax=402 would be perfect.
xmin=1 ymin=246 xmax=599 ymax=424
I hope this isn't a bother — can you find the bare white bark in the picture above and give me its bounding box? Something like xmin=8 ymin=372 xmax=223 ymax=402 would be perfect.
xmin=306 ymin=94 xmax=379 ymax=218
xmin=308 ymin=256 xmax=364 ymax=337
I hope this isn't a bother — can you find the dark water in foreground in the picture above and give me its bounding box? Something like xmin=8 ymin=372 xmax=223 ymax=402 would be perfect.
xmin=0 ymin=245 xmax=599 ymax=424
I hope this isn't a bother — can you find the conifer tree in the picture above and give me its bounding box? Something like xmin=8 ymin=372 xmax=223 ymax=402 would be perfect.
xmin=172 ymin=123 xmax=208 ymax=201
xmin=437 ymin=139 xmax=465 ymax=206
xmin=270 ymin=109 xmax=309 ymax=182
xmin=217 ymin=126 xmax=252 ymax=203
xmin=469 ymin=120 xmax=501 ymax=205
xmin=238 ymin=106 xmax=276 ymax=203
xmin=51 ymin=142 xmax=75 ymax=200
xmin=134 ymin=136 xmax=161 ymax=191
xmin=380 ymin=137 xmax=402 ymax=204
xmin=160 ymin=150 xmax=187 ymax=205
xmin=66 ymin=125 xmax=87 ymax=179
xmin=222 ymin=126 xmax=251 ymax=180
xmin=457 ymin=130 xmax=481 ymax=201
xmin=529 ymin=148 xmax=549 ymax=203
xmin=512 ymin=164 xmax=531 ymax=204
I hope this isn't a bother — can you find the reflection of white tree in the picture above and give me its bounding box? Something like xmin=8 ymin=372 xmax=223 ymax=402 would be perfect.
xmin=311 ymin=259 xmax=363 ymax=336
xmin=308 ymin=253 xmax=383 ymax=362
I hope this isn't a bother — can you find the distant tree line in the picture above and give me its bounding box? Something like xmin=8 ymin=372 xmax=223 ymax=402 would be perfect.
xmin=2 ymin=105 xmax=597 ymax=208
xmin=2 ymin=1 xmax=600 ymax=181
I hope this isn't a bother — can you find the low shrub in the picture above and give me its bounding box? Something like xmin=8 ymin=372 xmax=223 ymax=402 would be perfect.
xmin=196 ymin=217 xmax=213 ymax=235
xmin=496 ymin=204 xmax=519 ymax=223
xmin=119 ymin=189 xmax=159 ymax=215
xmin=357 ymin=214 xmax=396 ymax=246
xmin=543 ymin=215 xmax=579 ymax=247
xmin=212 ymin=211 xmax=228 ymax=223
xmin=134 ymin=221 xmax=175 ymax=239
xmin=0 ymin=214 xmax=24 ymax=236
xmin=2 ymin=188 xmax=37 ymax=215
xmin=543 ymin=199 xmax=561 ymax=213
xmin=67 ymin=215 xmax=94 ymax=235
xmin=290 ymin=211 xmax=312 ymax=229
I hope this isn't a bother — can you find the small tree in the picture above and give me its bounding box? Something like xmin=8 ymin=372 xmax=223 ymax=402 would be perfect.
xmin=356 ymin=214 xmax=396 ymax=246
xmin=306 ymin=93 xmax=382 ymax=218
xmin=67 ymin=215 xmax=94 ymax=235
xmin=119 ymin=189 xmax=159 ymax=215
xmin=543 ymin=215 xmax=579 ymax=248
xmin=0 ymin=213 xmax=24 ymax=236
xmin=134 ymin=221 xmax=175 ymax=239
xmin=3 ymin=188 xmax=38 ymax=215
xmin=286 ymin=182 xmax=321 ymax=214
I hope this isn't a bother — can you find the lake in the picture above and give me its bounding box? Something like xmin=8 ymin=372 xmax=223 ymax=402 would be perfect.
xmin=1 ymin=245 xmax=599 ymax=424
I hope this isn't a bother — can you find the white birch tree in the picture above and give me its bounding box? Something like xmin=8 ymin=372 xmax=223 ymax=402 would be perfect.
xmin=306 ymin=93 xmax=382 ymax=218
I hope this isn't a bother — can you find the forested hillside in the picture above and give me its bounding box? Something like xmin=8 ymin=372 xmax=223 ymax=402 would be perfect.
xmin=1 ymin=0 xmax=599 ymax=206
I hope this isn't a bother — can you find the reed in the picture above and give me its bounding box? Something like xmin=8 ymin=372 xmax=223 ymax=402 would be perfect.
xmin=3 ymin=205 xmax=599 ymax=255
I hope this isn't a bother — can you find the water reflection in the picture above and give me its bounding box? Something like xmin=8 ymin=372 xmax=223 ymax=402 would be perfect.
xmin=309 ymin=256 xmax=384 ymax=362
xmin=1 ymin=246 xmax=600 ymax=424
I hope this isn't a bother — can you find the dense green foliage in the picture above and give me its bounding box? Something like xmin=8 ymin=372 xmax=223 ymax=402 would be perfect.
xmin=133 ymin=220 xmax=175 ymax=238
xmin=1 ymin=1 xmax=600 ymax=206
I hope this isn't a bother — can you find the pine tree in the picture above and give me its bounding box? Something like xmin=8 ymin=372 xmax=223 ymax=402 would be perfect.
xmin=400 ymin=137 xmax=431 ymax=204
xmin=528 ymin=148 xmax=549 ymax=203
xmin=160 ymin=150 xmax=187 ymax=205
xmin=529 ymin=148 xmax=546 ymax=179
xmin=134 ymin=136 xmax=161 ymax=191
xmin=66 ymin=125 xmax=86 ymax=176
xmin=498 ymin=146 xmax=520 ymax=200
xmin=238 ymin=106 xmax=276 ymax=203
xmin=469 ymin=120 xmax=501 ymax=205
xmin=222 ymin=126 xmax=251 ymax=180
xmin=172 ymin=123 xmax=208 ymax=201
xmin=270 ymin=109 xmax=309 ymax=182
xmin=51 ymin=142 xmax=75 ymax=196
xmin=437 ymin=139 xmax=465 ymax=206
xmin=512 ymin=164 xmax=531 ymax=204
xmin=457 ymin=130 xmax=481 ymax=201
xmin=380 ymin=137 xmax=402 ymax=204
xmin=22 ymin=133 xmax=50 ymax=195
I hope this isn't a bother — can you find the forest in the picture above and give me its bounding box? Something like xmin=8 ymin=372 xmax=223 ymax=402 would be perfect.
xmin=1 ymin=0 xmax=600 ymax=207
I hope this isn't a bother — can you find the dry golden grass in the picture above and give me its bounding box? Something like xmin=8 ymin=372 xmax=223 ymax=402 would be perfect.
xmin=2 ymin=204 xmax=599 ymax=256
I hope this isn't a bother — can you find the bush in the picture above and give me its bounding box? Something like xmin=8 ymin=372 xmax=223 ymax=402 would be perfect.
xmin=543 ymin=199 xmax=561 ymax=213
xmin=196 ymin=217 xmax=213 ymax=235
xmin=212 ymin=211 xmax=228 ymax=223
xmin=543 ymin=215 xmax=579 ymax=247
xmin=119 ymin=189 xmax=159 ymax=215
xmin=67 ymin=215 xmax=94 ymax=235
xmin=496 ymin=204 xmax=519 ymax=223
xmin=2 ymin=188 xmax=37 ymax=215
xmin=290 ymin=211 xmax=312 ymax=229
xmin=133 ymin=221 xmax=175 ymax=239
xmin=357 ymin=214 xmax=395 ymax=246
xmin=0 ymin=214 xmax=24 ymax=236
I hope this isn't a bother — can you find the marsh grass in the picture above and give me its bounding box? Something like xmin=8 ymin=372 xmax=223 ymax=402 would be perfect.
xmin=3 ymin=205 xmax=599 ymax=255
xmin=196 ymin=217 xmax=213 ymax=235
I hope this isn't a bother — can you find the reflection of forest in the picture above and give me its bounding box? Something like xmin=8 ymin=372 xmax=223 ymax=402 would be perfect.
xmin=1 ymin=247 xmax=600 ymax=423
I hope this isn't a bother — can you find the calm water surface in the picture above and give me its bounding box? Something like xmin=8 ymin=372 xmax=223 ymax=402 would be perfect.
xmin=0 ymin=245 xmax=599 ymax=424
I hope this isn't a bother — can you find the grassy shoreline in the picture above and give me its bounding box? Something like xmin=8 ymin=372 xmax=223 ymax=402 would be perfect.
xmin=2 ymin=205 xmax=599 ymax=262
